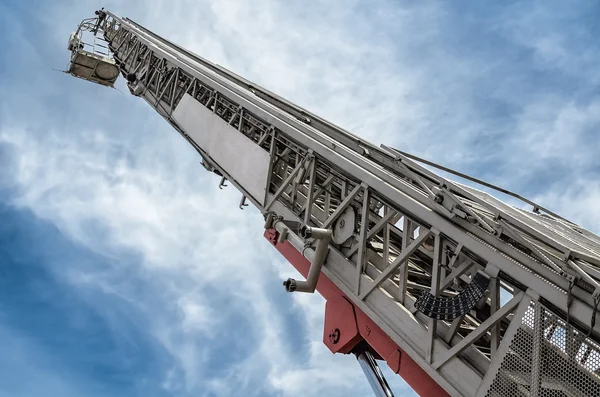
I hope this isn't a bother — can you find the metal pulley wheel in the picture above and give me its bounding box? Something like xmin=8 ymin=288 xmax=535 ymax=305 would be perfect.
xmin=332 ymin=206 xmax=356 ymax=245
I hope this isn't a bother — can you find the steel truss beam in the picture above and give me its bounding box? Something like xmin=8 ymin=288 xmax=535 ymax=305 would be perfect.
xmin=91 ymin=11 xmax=600 ymax=397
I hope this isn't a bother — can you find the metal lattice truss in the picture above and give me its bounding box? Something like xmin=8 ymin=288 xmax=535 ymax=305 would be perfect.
xmin=90 ymin=11 xmax=600 ymax=397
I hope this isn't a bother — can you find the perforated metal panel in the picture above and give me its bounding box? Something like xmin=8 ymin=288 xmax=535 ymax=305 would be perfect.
xmin=484 ymin=301 xmax=600 ymax=397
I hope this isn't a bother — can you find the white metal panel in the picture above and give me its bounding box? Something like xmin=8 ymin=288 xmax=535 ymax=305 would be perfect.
xmin=172 ymin=93 xmax=269 ymax=204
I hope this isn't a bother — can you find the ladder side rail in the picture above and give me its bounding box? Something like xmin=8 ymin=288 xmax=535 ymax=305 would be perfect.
xmin=112 ymin=13 xmax=600 ymax=274
xmin=108 ymin=13 xmax=600 ymax=290
xmin=98 ymin=14 xmax=600 ymax=397
xmin=104 ymin=20 xmax=486 ymax=396
xmin=105 ymin=17 xmax=599 ymax=322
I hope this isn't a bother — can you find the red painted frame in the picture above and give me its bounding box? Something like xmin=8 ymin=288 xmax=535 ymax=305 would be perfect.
xmin=265 ymin=229 xmax=450 ymax=397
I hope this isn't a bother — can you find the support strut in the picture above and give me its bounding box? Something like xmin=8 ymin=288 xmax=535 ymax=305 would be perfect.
xmin=355 ymin=350 xmax=396 ymax=397
xmin=283 ymin=225 xmax=332 ymax=293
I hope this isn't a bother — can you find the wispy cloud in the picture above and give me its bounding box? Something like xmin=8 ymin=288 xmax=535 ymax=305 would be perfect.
xmin=0 ymin=203 xmax=173 ymax=397
xmin=0 ymin=0 xmax=598 ymax=396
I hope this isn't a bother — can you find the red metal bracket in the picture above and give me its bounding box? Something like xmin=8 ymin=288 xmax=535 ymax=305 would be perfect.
xmin=264 ymin=229 xmax=449 ymax=397
xmin=323 ymin=295 xmax=362 ymax=354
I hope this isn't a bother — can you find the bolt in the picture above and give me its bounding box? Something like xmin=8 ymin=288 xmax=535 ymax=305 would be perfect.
xmin=339 ymin=219 xmax=345 ymax=228
xmin=329 ymin=328 xmax=340 ymax=344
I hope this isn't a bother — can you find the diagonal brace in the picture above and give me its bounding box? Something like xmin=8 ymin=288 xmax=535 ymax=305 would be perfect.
xmin=265 ymin=157 xmax=309 ymax=210
xmin=346 ymin=209 xmax=400 ymax=258
xmin=439 ymin=258 xmax=474 ymax=292
xmin=322 ymin=183 xmax=364 ymax=230
xmin=432 ymin=291 xmax=524 ymax=370
xmin=299 ymin=174 xmax=335 ymax=213
xmin=359 ymin=229 xmax=432 ymax=300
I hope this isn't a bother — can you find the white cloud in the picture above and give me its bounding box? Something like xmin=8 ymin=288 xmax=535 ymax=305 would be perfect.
xmin=513 ymin=99 xmax=600 ymax=166
xmin=0 ymin=120 xmax=391 ymax=395
xmin=177 ymin=294 xmax=214 ymax=334
xmin=0 ymin=325 xmax=95 ymax=397
xmin=2 ymin=0 xmax=599 ymax=396
xmin=534 ymin=179 xmax=600 ymax=234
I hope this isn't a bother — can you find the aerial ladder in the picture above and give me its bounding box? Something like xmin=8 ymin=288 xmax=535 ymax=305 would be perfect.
xmin=66 ymin=9 xmax=600 ymax=397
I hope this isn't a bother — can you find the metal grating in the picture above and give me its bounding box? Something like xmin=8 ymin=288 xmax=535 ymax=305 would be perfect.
xmin=485 ymin=301 xmax=600 ymax=397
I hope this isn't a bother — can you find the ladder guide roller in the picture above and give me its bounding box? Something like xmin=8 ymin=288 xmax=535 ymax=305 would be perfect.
xmin=67 ymin=9 xmax=600 ymax=397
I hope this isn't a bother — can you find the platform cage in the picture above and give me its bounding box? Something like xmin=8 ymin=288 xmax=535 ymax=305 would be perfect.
xmin=66 ymin=9 xmax=119 ymax=87
xmin=483 ymin=299 xmax=600 ymax=397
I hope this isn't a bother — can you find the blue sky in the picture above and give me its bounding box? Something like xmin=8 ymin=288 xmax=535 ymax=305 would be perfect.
xmin=0 ymin=1 xmax=599 ymax=396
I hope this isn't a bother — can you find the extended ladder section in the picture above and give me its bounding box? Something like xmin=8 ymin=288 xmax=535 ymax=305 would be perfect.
xmin=70 ymin=10 xmax=600 ymax=397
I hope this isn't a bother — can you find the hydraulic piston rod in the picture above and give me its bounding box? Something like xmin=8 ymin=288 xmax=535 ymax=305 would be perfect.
xmin=355 ymin=350 xmax=396 ymax=397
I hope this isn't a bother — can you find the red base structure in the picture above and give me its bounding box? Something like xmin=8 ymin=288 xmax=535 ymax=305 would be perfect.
xmin=265 ymin=229 xmax=450 ymax=397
